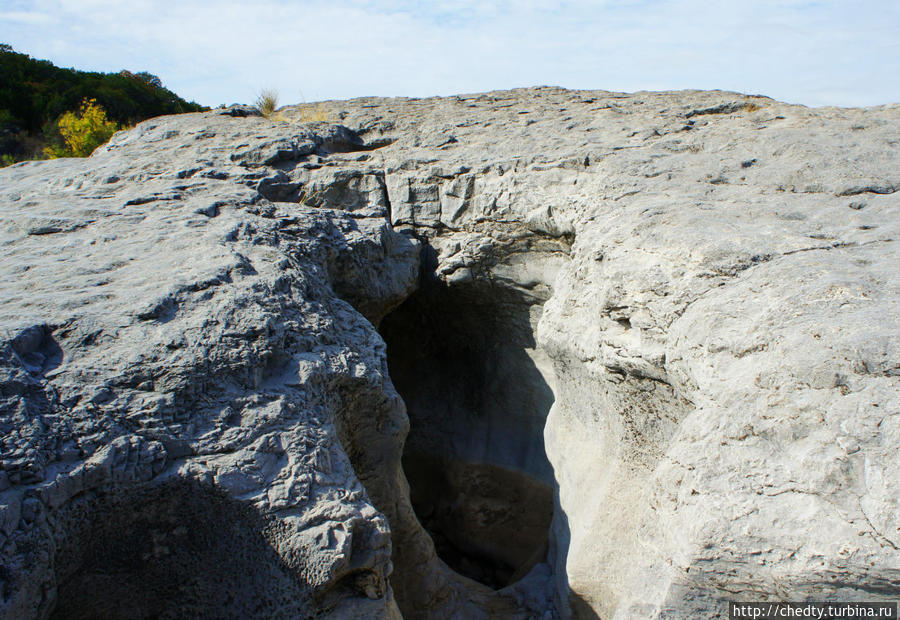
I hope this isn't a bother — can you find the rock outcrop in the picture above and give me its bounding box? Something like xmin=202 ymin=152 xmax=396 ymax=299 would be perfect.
xmin=1 ymin=87 xmax=898 ymax=619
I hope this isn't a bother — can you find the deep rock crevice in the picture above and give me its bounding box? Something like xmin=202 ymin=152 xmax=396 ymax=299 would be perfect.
xmin=380 ymin=275 xmax=557 ymax=592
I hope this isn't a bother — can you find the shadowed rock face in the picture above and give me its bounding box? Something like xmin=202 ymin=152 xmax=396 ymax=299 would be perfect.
xmin=402 ymin=455 xmax=552 ymax=590
xmin=2 ymin=88 xmax=900 ymax=619
xmin=50 ymin=481 xmax=303 ymax=620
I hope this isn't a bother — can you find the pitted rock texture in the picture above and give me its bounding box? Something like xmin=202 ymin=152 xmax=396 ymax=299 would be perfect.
xmin=1 ymin=87 xmax=899 ymax=619
xmin=0 ymin=112 xmax=419 ymax=619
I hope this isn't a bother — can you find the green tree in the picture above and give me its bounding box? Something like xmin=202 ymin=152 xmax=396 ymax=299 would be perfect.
xmin=0 ymin=44 xmax=205 ymax=164
xmin=135 ymin=72 xmax=163 ymax=88
xmin=45 ymin=98 xmax=119 ymax=158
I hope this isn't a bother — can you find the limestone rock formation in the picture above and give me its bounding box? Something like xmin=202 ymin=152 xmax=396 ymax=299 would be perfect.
xmin=1 ymin=87 xmax=898 ymax=619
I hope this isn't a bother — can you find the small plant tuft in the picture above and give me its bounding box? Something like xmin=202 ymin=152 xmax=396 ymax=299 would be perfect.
xmin=298 ymin=102 xmax=331 ymax=123
xmin=256 ymin=89 xmax=279 ymax=118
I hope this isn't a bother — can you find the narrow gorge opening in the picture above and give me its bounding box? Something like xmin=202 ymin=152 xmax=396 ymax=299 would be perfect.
xmin=379 ymin=278 xmax=556 ymax=590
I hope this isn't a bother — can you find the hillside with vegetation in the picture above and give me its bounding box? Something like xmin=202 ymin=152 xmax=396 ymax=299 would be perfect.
xmin=0 ymin=43 xmax=206 ymax=165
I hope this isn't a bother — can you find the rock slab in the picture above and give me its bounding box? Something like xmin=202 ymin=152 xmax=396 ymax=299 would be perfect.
xmin=1 ymin=88 xmax=899 ymax=618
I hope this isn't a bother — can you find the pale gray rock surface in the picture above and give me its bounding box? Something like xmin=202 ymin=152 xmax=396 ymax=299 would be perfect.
xmin=1 ymin=89 xmax=898 ymax=619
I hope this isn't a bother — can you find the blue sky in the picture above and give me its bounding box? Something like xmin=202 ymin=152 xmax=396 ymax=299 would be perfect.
xmin=2 ymin=0 xmax=898 ymax=108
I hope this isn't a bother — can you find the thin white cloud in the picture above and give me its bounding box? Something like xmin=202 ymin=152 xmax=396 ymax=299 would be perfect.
xmin=1 ymin=0 xmax=898 ymax=107
xmin=0 ymin=11 xmax=53 ymax=24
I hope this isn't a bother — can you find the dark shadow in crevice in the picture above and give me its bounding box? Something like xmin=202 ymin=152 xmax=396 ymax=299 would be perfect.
xmin=380 ymin=278 xmax=555 ymax=590
xmin=10 ymin=324 xmax=63 ymax=376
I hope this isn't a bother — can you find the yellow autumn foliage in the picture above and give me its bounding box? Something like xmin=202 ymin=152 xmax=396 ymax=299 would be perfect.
xmin=45 ymin=98 xmax=119 ymax=158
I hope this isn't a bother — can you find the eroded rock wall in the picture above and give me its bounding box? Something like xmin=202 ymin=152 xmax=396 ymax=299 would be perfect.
xmin=312 ymin=88 xmax=899 ymax=617
xmin=0 ymin=112 xmax=420 ymax=618
xmin=1 ymin=88 xmax=898 ymax=619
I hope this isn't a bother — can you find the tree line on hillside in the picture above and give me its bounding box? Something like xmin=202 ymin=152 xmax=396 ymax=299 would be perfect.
xmin=0 ymin=43 xmax=207 ymax=165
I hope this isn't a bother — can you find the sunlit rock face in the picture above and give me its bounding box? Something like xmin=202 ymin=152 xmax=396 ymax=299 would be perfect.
xmin=1 ymin=88 xmax=898 ymax=619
